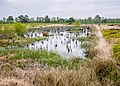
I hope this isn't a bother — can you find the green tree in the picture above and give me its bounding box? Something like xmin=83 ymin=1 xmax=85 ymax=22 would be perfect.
xmin=0 ymin=20 xmax=3 ymax=23
xmin=25 ymin=15 xmax=29 ymax=23
xmin=67 ymin=17 xmax=75 ymax=25
xmin=36 ymin=16 xmax=40 ymax=23
xmin=39 ymin=17 xmax=44 ymax=23
xmin=44 ymin=15 xmax=50 ymax=23
xmin=74 ymin=20 xmax=80 ymax=28
xmin=3 ymin=17 xmax=6 ymax=23
xmin=18 ymin=15 xmax=29 ymax=23
xmin=93 ymin=15 xmax=102 ymax=24
xmin=7 ymin=16 xmax=14 ymax=23
xmin=95 ymin=15 xmax=101 ymax=20
xmin=51 ymin=17 xmax=56 ymax=23
xmin=15 ymin=17 xmax=19 ymax=22
xmin=57 ymin=17 xmax=60 ymax=23
xmin=59 ymin=18 xmax=65 ymax=23
xmin=102 ymin=19 xmax=107 ymax=23
xmin=87 ymin=17 xmax=92 ymax=24
xmin=29 ymin=17 xmax=36 ymax=23
xmin=14 ymin=22 xmax=27 ymax=37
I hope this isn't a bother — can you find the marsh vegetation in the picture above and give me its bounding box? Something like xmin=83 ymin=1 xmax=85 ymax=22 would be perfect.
xmin=0 ymin=23 xmax=120 ymax=86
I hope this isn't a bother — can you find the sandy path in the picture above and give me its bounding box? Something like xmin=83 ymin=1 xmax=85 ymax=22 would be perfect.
xmin=95 ymin=25 xmax=112 ymax=61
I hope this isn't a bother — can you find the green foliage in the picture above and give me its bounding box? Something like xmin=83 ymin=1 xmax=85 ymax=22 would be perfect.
xmin=0 ymin=49 xmax=84 ymax=69
xmin=81 ymin=42 xmax=97 ymax=59
xmin=67 ymin=17 xmax=75 ymax=25
xmin=5 ymin=49 xmax=67 ymax=67
xmin=44 ymin=15 xmax=50 ymax=23
xmin=0 ymin=15 xmax=120 ymax=24
xmin=103 ymin=30 xmax=120 ymax=62
xmin=67 ymin=57 xmax=84 ymax=70
xmin=81 ymin=42 xmax=91 ymax=49
xmin=77 ymin=36 xmax=97 ymax=59
xmin=0 ymin=26 xmax=16 ymax=39
xmin=74 ymin=20 xmax=80 ymax=28
xmin=14 ymin=22 xmax=27 ymax=36
xmin=3 ymin=28 xmax=15 ymax=35
xmin=18 ymin=15 xmax=29 ymax=23
xmin=103 ymin=30 xmax=120 ymax=39
xmin=28 ymin=37 xmax=46 ymax=43
xmin=77 ymin=37 xmax=94 ymax=41
xmin=7 ymin=16 xmax=14 ymax=23
xmin=113 ymin=44 xmax=120 ymax=61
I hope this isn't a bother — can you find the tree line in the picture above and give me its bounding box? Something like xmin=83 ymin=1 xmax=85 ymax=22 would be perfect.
xmin=80 ymin=15 xmax=120 ymax=24
xmin=0 ymin=15 xmax=120 ymax=24
xmin=0 ymin=15 xmax=75 ymax=24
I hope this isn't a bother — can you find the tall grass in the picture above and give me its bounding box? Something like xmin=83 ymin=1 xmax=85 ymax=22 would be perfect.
xmin=0 ymin=58 xmax=119 ymax=86
xmin=0 ymin=49 xmax=88 ymax=69
xmin=77 ymin=36 xmax=98 ymax=59
xmin=0 ymin=49 xmax=67 ymax=67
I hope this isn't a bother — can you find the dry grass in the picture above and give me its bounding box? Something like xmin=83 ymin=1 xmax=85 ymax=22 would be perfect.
xmin=100 ymin=24 xmax=120 ymax=30
xmin=0 ymin=58 xmax=119 ymax=86
xmin=0 ymin=78 xmax=31 ymax=86
xmin=95 ymin=25 xmax=113 ymax=61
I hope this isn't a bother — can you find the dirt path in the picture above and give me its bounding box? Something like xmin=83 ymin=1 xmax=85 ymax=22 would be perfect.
xmin=95 ymin=25 xmax=112 ymax=61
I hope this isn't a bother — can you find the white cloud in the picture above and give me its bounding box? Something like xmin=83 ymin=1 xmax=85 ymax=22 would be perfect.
xmin=0 ymin=0 xmax=120 ymax=19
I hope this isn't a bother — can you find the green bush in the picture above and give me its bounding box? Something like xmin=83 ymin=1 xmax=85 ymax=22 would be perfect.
xmin=14 ymin=22 xmax=27 ymax=37
xmin=0 ymin=27 xmax=16 ymax=39
xmin=74 ymin=20 xmax=80 ymax=28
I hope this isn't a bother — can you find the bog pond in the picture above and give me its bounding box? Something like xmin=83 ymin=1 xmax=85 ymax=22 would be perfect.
xmin=0 ymin=26 xmax=91 ymax=58
xmin=25 ymin=26 xmax=91 ymax=58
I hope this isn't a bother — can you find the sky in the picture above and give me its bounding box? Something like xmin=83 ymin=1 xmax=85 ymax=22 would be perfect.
xmin=0 ymin=0 xmax=120 ymax=19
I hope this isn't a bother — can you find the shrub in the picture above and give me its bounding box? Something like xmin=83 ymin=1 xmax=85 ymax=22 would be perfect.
xmin=74 ymin=20 xmax=80 ymax=28
xmin=0 ymin=27 xmax=16 ymax=39
xmin=14 ymin=22 xmax=27 ymax=37
xmin=95 ymin=61 xmax=118 ymax=85
xmin=85 ymin=58 xmax=120 ymax=86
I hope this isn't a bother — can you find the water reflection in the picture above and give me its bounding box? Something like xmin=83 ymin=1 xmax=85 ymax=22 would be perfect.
xmin=27 ymin=29 xmax=89 ymax=58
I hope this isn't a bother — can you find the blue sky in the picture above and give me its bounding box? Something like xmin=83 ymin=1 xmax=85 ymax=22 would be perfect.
xmin=0 ymin=0 xmax=120 ymax=19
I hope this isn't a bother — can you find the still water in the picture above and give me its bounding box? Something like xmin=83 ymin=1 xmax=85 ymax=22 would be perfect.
xmin=27 ymin=29 xmax=89 ymax=58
